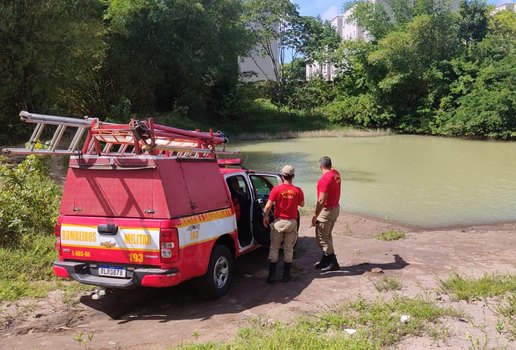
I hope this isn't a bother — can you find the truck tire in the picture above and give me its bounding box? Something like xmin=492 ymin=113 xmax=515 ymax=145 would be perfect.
xmin=196 ymin=244 xmax=233 ymax=299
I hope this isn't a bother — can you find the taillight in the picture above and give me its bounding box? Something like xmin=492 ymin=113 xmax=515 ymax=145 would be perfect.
xmin=160 ymin=228 xmax=179 ymax=263
xmin=54 ymin=223 xmax=61 ymax=253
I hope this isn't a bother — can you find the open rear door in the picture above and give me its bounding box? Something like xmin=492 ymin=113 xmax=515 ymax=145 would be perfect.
xmin=249 ymin=174 xmax=281 ymax=246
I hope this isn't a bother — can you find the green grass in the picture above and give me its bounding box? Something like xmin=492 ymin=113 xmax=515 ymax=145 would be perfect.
xmin=498 ymin=294 xmax=516 ymax=339
xmin=0 ymin=234 xmax=57 ymax=302
xmin=173 ymin=296 xmax=459 ymax=350
xmin=0 ymin=234 xmax=94 ymax=303
xmin=376 ymin=230 xmax=406 ymax=241
xmin=374 ymin=276 xmax=403 ymax=292
xmin=440 ymin=272 xmax=516 ymax=340
xmin=439 ymin=273 xmax=516 ymax=301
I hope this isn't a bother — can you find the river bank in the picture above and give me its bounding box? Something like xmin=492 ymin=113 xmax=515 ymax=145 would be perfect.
xmin=233 ymin=127 xmax=392 ymax=140
xmin=1 ymin=213 xmax=515 ymax=350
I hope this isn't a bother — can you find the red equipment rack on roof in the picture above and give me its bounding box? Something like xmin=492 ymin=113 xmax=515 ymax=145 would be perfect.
xmin=2 ymin=111 xmax=241 ymax=163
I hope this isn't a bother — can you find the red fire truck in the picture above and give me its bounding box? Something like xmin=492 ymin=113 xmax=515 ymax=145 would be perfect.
xmin=3 ymin=111 xmax=280 ymax=298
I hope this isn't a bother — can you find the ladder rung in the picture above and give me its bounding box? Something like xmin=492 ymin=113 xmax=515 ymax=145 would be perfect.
xmin=29 ymin=123 xmax=45 ymax=151
xmin=68 ymin=127 xmax=88 ymax=152
xmin=49 ymin=125 xmax=67 ymax=152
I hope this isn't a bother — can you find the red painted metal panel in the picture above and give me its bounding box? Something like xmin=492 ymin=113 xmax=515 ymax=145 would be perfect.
xmin=61 ymin=157 xmax=230 ymax=219
xmin=72 ymin=168 xmax=154 ymax=217
xmin=60 ymin=159 xmax=169 ymax=218
xmin=156 ymin=159 xmax=231 ymax=217
xmin=179 ymin=160 xmax=231 ymax=214
xmin=154 ymin=159 xmax=192 ymax=218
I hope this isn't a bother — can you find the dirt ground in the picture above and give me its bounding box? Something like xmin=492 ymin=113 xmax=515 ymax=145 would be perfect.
xmin=1 ymin=214 xmax=515 ymax=350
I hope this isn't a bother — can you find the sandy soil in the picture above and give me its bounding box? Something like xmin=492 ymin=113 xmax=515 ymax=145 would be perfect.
xmin=1 ymin=214 xmax=515 ymax=350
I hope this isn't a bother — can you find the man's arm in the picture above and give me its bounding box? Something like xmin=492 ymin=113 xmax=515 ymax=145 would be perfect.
xmin=262 ymin=199 xmax=274 ymax=227
xmin=299 ymin=189 xmax=305 ymax=207
xmin=311 ymin=191 xmax=327 ymax=226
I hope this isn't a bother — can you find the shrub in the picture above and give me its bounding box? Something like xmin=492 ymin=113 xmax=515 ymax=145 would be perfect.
xmin=320 ymin=94 xmax=392 ymax=128
xmin=0 ymin=154 xmax=61 ymax=246
xmin=0 ymin=234 xmax=56 ymax=301
xmin=287 ymin=77 xmax=336 ymax=110
xmin=376 ymin=230 xmax=407 ymax=241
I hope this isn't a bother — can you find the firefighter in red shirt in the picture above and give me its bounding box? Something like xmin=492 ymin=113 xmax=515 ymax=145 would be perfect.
xmin=311 ymin=156 xmax=341 ymax=272
xmin=263 ymin=165 xmax=305 ymax=283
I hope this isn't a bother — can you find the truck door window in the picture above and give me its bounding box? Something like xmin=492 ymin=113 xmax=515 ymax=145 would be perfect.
xmin=250 ymin=175 xmax=280 ymax=204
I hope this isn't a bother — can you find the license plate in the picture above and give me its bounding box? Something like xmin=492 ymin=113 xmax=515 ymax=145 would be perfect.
xmin=98 ymin=266 xmax=126 ymax=278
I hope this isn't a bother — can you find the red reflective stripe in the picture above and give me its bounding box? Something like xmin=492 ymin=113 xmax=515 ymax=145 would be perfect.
xmin=141 ymin=274 xmax=180 ymax=287
xmin=53 ymin=266 xmax=71 ymax=279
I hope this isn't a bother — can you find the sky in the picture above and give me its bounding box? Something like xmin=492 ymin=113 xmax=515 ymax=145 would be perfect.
xmin=292 ymin=0 xmax=513 ymax=21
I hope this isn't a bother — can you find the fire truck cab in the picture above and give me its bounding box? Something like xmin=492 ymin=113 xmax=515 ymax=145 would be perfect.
xmin=3 ymin=112 xmax=281 ymax=298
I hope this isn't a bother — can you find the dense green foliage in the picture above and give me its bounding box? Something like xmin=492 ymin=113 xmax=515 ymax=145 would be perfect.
xmin=0 ymin=0 xmax=106 ymax=144
xmin=0 ymin=154 xmax=61 ymax=301
xmin=0 ymin=154 xmax=61 ymax=246
xmin=0 ymin=234 xmax=56 ymax=301
xmin=0 ymin=0 xmax=514 ymax=143
xmin=0 ymin=0 xmax=250 ymax=143
xmin=329 ymin=0 xmax=516 ymax=138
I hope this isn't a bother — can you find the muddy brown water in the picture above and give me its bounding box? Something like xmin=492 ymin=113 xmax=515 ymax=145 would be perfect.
xmin=234 ymin=135 xmax=516 ymax=228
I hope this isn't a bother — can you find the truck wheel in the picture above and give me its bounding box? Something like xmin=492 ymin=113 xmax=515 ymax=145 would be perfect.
xmin=196 ymin=244 xmax=233 ymax=299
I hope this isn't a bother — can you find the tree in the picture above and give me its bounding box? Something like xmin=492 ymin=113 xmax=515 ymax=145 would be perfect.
xmin=104 ymin=0 xmax=250 ymax=118
xmin=0 ymin=0 xmax=106 ymax=144
xmin=435 ymin=10 xmax=516 ymax=138
xmin=457 ymin=0 xmax=489 ymax=47
xmin=282 ymin=58 xmax=306 ymax=82
xmin=296 ymin=17 xmax=342 ymax=64
xmin=349 ymin=0 xmax=393 ymax=41
xmin=241 ymin=0 xmax=300 ymax=84
xmin=365 ymin=9 xmax=459 ymax=131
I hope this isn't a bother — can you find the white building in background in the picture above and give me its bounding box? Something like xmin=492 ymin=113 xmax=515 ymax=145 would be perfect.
xmin=492 ymin=2 xmax=516 ymax=13
xmin=238 ymin=39 xmax=280 ymax=82
xmin=339 ymin=6 xmax=369 ymax=41
xmin=238 ymin=20 xmax=280 ymax=82
xmin=306 ymin=0 xmax=461 ymax=81
xmin=306 ymin=5 xmax=370 ymax=81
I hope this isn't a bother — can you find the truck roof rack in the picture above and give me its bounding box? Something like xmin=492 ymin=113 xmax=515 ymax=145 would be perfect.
xmin=2 ymin=111 xmax=239 ymax=159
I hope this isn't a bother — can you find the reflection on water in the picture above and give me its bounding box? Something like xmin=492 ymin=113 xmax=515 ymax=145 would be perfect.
xmin=234 ymin=135 xmax=516 ymax=228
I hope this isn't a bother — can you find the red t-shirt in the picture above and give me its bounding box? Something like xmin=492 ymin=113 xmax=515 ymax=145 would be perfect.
xmin=317 ymin=169 xmax=341 ymax=208
xmin=269 ymin=183 xmax=304 ymax=220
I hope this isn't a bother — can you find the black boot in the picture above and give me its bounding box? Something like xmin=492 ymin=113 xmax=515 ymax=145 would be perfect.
xmin=321 ymin=254 xmax=340 ymax=272
xmin=314 ymin=254 xmax=330 ymax=269
xmin=266 ymin=262 xmax=277 ymax=284
xmin=282 ymin=262 xmax=292 ymax=282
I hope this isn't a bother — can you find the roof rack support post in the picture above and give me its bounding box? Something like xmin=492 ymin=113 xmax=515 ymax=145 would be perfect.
xmin=81 ymin=119 xmax=96 ymax=154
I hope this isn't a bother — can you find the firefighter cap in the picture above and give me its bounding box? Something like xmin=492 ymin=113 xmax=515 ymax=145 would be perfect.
xmin=281 ymin=164 xmax=295 ymax=176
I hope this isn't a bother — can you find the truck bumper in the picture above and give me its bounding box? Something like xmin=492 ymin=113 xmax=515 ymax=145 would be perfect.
xmin=53 ymin=261 xmax=181 ymax=289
